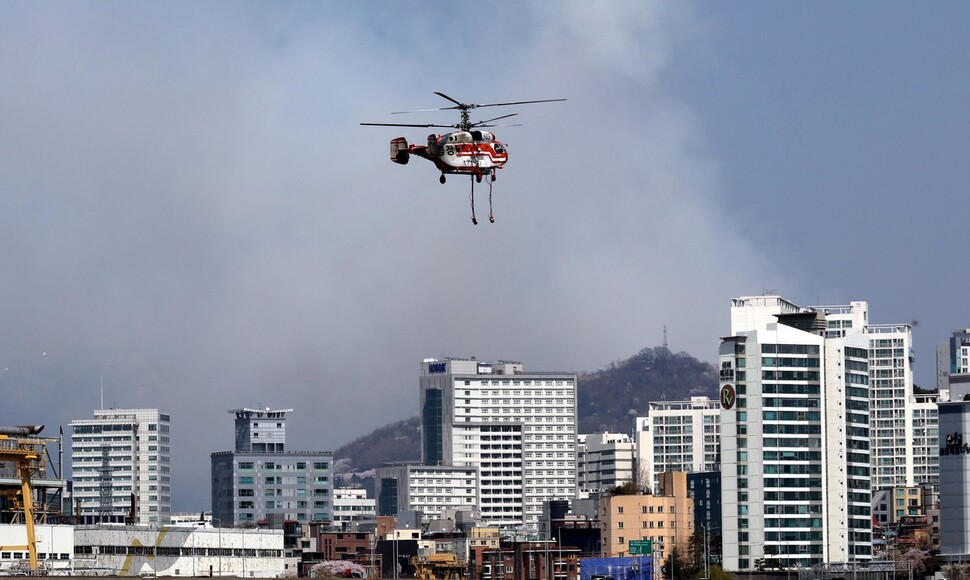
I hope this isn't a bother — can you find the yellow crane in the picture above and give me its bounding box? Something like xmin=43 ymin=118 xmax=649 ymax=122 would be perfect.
xmin=0 ymin=426 xmax=53 ymax=571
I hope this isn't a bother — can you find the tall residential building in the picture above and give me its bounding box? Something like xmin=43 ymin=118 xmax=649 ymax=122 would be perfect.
xmin=420 ymin=358 xmax=578 ymax=531
xmin=635 ymin=396 xmax=720 ymax=493
xmin=719 ymin=296 xmax=871 ymax=571
xmin=820 ymin=303 xmax=939 ymax=488
xmin=70 ymin=408 xmax=171 ymax=525
xmin=211 ymin=408 xmax=333 ymax=527
xmin=576 ymin=432 xmax=636 ymax=494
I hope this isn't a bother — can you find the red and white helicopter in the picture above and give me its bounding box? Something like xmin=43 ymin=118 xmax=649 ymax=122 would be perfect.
xmin=361 ymin=92 xmax=565 ymax=224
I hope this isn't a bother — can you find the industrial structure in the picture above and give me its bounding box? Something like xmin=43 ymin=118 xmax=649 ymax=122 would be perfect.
xmin=0 ymin=424 xmax=66 ymax=572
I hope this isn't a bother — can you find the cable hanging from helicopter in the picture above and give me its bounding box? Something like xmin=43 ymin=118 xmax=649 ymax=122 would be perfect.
xmin=361 ymin=92 xmax=565 ymax=225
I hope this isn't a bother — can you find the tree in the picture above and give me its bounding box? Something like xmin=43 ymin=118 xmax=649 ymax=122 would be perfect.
xmin=662 ymin=544 xmax=702 ymax=579
xmin=686 ymin=530 xmax=706 ymax=576
xmin=310 ymin=561 xmax=366 ymax=578
xmin=896 ymin=548 xmax=939 ymax=580
xmin=608 ymin=480 xmax=642 ymax=496
xmin=708 ymin=565 xmax=733 ymax=580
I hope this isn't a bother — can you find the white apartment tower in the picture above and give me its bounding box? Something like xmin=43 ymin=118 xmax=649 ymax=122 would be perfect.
xmin=720 ymin=296 xmax=871 ymax=571
xmin=70 ymin=408 xmax=171 ymax=524
xmin=635 ymin=396 xmax=721 ymax=492
xmin=419 ymin=358 xmax=577 ymax=531
xmin=820 ymin=302 xmax=938 ymax=488
xmin=576 ymin=432 xmax=636 ymax=493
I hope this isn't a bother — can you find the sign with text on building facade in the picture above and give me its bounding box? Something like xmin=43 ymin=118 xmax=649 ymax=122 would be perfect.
xmin=629 ymin=539 xmax=652 ymax=555
xmin=720 ymin=384 xmax=736 ymax=410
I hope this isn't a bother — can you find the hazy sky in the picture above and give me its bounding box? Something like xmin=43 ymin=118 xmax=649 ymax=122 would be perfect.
xmin=2 ymin=2 xmax=968 ymax=511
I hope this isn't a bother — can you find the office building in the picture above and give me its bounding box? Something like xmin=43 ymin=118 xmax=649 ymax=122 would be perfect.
xmin=937 ymin=401 xmax=970 ymax=557
xmin=332 ymin=488 xmax=376 ymax=530
xmin=719 ymin=296 xmax=871 ymax=571
xmin=375 ymin=463 xmax=479 ymax=524
xmin=70 ymin=408 xmax=171 ymax=525
xmin=211 ymin=408 xmax=333 ymax=527
xmin=577 ymin=432 xmax=636 ymax=494
xmin=635 ymin=397 xmax=720 ymax=493
xmin=420 ymin=358 xmax=578 ymax=530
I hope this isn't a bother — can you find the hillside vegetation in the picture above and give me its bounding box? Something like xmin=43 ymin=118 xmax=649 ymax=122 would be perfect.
xmin=334 ymin=346 xmax=717 ymax=489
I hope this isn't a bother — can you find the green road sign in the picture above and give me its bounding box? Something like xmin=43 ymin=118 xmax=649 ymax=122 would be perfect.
xmin=629 ymin=539 xmax=652 ymax=555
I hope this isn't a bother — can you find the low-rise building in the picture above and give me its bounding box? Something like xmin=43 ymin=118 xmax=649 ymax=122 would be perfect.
xmin=73 ymin=524 xmax=284 ymax=577
xmin=0 ymin=524 xmax=73 ymax=574
xmin=599 ymin=472 xmax=693 ymax=560
xmin=577 ymin=433 xmax=636 ymax=494
xmin=333 ymin=487 xmax=376 ymax=530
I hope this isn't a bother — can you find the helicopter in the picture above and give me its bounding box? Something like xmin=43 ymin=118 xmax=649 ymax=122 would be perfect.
xmin=361 ymin=92 xmax=565 ymax=224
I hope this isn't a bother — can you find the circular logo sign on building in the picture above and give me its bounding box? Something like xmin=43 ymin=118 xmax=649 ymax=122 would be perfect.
xmin=720 ymin=384 xmax=736 ymax=410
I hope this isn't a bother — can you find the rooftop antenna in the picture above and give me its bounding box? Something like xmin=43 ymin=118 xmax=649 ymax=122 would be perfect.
xmin=663 ymin=325 xmax=669 ymax=349
xmin=100 ymin=376 xmax=104 ymax=411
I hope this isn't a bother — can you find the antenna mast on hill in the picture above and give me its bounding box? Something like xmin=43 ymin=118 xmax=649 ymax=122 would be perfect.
xmin=663 ymin=326 xmax=668 ymax=349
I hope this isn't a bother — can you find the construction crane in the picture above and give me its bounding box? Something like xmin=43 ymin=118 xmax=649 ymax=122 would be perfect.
xmin=0 ymin=425 xmax=58 ymax=572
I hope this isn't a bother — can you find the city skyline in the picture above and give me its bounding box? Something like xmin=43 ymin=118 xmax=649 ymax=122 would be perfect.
xmin=2 ymin=2 xmax=970 ymax=512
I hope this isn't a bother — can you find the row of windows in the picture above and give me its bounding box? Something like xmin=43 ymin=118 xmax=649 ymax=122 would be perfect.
xmin=76 ymin=546 xmax=281 ymax=557
xmin=237 ymin=461 xmax=329 ymax=471
xmin=1 ymin=552 xmax=70 ymax=560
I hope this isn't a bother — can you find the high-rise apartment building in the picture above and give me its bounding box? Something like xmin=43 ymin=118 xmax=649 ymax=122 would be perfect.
xmin=820 ymin=303 xmax=938 ymax=488
xmin=719 ymin=296 xmax=871 ymax=571
xmin=420 ymin=358 xmax=577 ymax=530
xmin=576 ymin=432 xmax=636 ymax=494
xmin=635 ymin=396 xmax=720 ymax=492
xmin=70 ymin=408 xmax=171 ymax=525
xmin=211 ymin=408 xmax=333 ymax=527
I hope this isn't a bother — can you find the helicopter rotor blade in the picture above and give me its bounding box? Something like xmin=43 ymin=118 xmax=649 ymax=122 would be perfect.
xmin=472 ymin=113 xmax=518 ymax=126
xmin=434 ymin=92 xmax=467 ymax=109
xmin=473 ymin=123 xmax=523 ymax=128
xmin=472 ymin=98 xmax=567 ymax=110
xmin=360 ymin=122 xmax=457 ymax=128
xmin=389 ymin=106 xmax=457 ymax=115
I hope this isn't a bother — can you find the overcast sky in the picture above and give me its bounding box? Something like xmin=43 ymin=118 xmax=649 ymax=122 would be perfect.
xmin=2 ymin=2 xmax=968 ymax=511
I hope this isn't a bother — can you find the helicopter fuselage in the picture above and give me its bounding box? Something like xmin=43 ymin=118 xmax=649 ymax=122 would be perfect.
xmin=391 ymin=130 xmax=508 ymax=175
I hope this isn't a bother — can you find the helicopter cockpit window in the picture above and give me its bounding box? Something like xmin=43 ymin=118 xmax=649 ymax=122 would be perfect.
xmin=493 ymin=143 xmax=505 ymax=154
